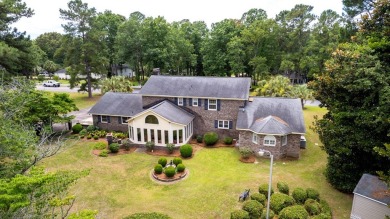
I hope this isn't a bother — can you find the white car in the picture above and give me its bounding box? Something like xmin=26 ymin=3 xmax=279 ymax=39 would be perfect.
xmin=43 ymin=80 xmax=60 ymax=87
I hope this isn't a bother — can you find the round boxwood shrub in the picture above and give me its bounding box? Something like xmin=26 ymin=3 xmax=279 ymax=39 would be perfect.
xmin=319 ymin=199 xmax=332 ymax=217
xmin=277 ymin=181 xmax=290 ymax=195
xmin=79 ymin=129 xmax=87 ymax=136
xmin=270 ymin=193 xmax=295 ymax=214
xmin=164 ymin=166 xmax=176 ymax=177
xmin=230 ymin=209 xmax=250 ymax=219
xmin=306 ymin=188 xmax=320 ymax=201
xmin=176 ymin=163 xmax=185 ymax=172
xmin=93 ymin=135 xmax=99 ymax=140
xmin=72 ymin=123 xmax=83 ymax=134
xmin=242 ymin=200 xmax=263 ymax=219
xmin=223 ymin=136 xmax=233 ymax=145
xmin=279 ymin=205 xmax=309 ymax=219
xmin=258 ymin=183 xmax=274 ymax=196
xmin=292 ymin=187 xmax=308 ymax=204
xmin=304 ymin=199 xmax=321 ymax=215
xmin=203 ymin=132 xmax=218 ymax=146
xmin=109 ymin=143 xmax=120 ymax=153
xmin=260 ymin=208 xmax=275 ymax=219
xmin=158 ymin=158 xmax=167 ymax=167
xmin=86 ymin=125 xmax=97 ymax=132
xmin=196 ymin=135 xmax=203 ymax=143
xmin=123 ymin=212 xmax=171 ymax=219
xmin=166 ymin=143 xmax=175 ymax=154
xmin=99 ymin=149 xmax=109 ymax=157
xmin=154 ymin=164 xmax=163 ymax=174
xmin=250 ymin=193 xmax=266 ymax=204
xmin=173 ymin=157 xmax=182 ymax=166
xmin=180 ymin=144 xmax=193 ymax=158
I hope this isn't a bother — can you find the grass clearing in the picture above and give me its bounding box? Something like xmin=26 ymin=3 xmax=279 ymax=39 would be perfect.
xmin=39 ymin=106 xmax=352 ymax=219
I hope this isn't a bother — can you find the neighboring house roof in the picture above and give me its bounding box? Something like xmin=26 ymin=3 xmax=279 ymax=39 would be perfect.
xmin=55 ymin=69 xmax=66 ymax=74
xmin=139 ymin=75 xmax=251 ymax=100
xmin=354 ymin=173 xmax=390 ymax=205
xmin=236 ymin=97 xmax=305 ymax=134
xmin=88 ymin=92 xmax=143 ymax=116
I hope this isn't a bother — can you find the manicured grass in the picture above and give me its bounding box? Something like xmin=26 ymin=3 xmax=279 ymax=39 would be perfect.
xmin=67 ymin=92 xmax=102 ymax=109
xmin=39 ymin=106 xmax=352 ymax=219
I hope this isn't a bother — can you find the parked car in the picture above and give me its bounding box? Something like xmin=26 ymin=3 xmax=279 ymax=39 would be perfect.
xmin=43 ymin=80 xmax=60 ymax=87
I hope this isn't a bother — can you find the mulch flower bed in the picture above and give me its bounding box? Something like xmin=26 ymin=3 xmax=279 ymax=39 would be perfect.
xmin=151 ymin=169 xmax=189 ymax=183
xmin=240 ymin=155 xmax=256 ymax=163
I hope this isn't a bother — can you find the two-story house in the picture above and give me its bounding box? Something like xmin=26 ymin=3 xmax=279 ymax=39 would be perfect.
xmin=88 ymin=75 xmax=305 ymax=159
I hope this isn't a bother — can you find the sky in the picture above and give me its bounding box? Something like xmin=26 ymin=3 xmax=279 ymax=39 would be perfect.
xmin=13 ymin=0 xmax=344 ymax=39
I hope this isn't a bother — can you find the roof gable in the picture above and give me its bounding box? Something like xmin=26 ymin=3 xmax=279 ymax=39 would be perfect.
xmin=250 ymin=116 xmax=293 ymax=134
xmin=354 ymin=174 xmax=390 ymax=205
xmin=139 ymin=75 xmax=251 ymax=99
xmin=88 ymin=92 xmax=143 ymax=116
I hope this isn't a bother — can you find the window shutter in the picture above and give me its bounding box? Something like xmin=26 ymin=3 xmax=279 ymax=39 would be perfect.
xmin=189 ymin=98 xmax=192 ymax=106
xmin=174 ymin=97 xmax=178 ymax=105
xmin=107 ymin=116 xmax=111 ymax=123
xmin=204 ymin=99 xmax=208 ymax=110
xmin=98 ymin=115 xmax=101 ymax=123
xmin=118 ymin=117 xmax=121 ymax=124
xmin=229 ymin=121 xmax=233 ymax=129
xmin=214 ymin=120 xmax=218 ymax=128
xmin=217 ymin=99 xmax=221 ymax=111
xmin=199 ymin=99 xmax=202 ymax=106
xmin=183 ymin=98 xmax=187 ymax=106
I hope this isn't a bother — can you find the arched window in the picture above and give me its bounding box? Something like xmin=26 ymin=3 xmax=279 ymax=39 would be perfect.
xmin=264 ymin=135 xmax=276 ymax=146
xmin=145 ymin=115 xmax=159 ymax=124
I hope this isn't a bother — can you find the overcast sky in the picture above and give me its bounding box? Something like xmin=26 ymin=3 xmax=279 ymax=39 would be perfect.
xmin=13 ymin=0 xmax=344 ymax=39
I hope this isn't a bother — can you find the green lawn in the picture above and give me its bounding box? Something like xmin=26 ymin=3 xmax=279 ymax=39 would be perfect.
xmin=67 ymin=92 xmax=102 ymax=109
xmin=38 ymin=106 xmax=352 ymax=219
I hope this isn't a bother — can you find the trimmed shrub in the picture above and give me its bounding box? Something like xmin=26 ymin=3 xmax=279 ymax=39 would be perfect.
xmin=180 ymin=144 xmax=193 ymax=158
xmin=173 ymin=157 xmax=182 ymax=166
xmin=154 ymin=164 xmax=163 ymax=174
xmin=93 ymin=135 xmax=99 ymax=140
xmin=250 ymin=193 xmax=266 ymax=204
xmin=270 ymin=193 xmax=295 ymax=214
xmin=304 ymin=199 xmax=321 ymax=215
xmin=230 ymin=210 xmax=250 ymax=219
xmin=306 ymin=188 xmax=320 ymax=201
xmin=166 ymin=143 xmax=175 ymax=154
xmin=277 ymin=181 xmax=290 ymax=195
xmin=279 ymin=205 xmax=309 ymax=219
xmin=292 ymin=188 xmax=307 ymax=204
xmin=79 ymin=129 xmax=87 ymax=136
xmin=239 ymin=147 xmax=253 ymax=159
xmin=158 ymin=158 xmax=167 ymax=167
xmin=123 ymin=212 xmax=171 ymax=219
xmin=94 ymin=142 xmax=107 ymax=150
xmin=203 ymin=132 xmax=218 ymax=146
xmin=79 ymin=135 xmax=85 ymax=139
xmin=109 ymin=143 xmax=120 ymax=153
xmin=145 ymin=141 xmax=155 ymax=151
xmin=86 ymin=125 xmax=97 ymax=132
xmin=176 ymin=163 xmax=185 ymax=172
xmin=223 ymin=136 xmax=233 ymax=145
xmin=258 ymin=184 xmax=274 ymax=196
xmin=72 ymin=123 xmax=83 ymax=134
xmin=87 ymin=134 xmax=92 ymax=139
xmin=260 ymin=209 xmax=275 ymax=219
xmin=99 ymin=149 xmax=109 ymax=157
xmin=242 ymin=200 xmax=263 ymax=219
xmin=122 ymin=139 xmax=131 ymax=151
xmin=196 ymin=135 xmax=203 ymax=143
xmin=164 ymin=166 xmax=176 ymax=177
xmin=319 ymin=199 xmax=332 ymax=217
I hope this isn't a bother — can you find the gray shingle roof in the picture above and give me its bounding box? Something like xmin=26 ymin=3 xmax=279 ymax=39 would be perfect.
xmin=148 ymin=100 xmax=194 ymax=125
xmin=354 ymin=174 xmax=390 ymax=205
xmin=88 ymin=92 xmax=143 ymax=116
xmin=139 ymin=75 xmax=251 ymax=99
xmin=237 ymin=97 xmax=305 ymax=134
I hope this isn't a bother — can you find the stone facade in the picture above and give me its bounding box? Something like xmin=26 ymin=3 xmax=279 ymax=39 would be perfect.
xmin=238 ymin=131 xmax=301 ymax=159
xmin=92 ymin=115 xmax=129 ymax=133
xmin=142 ymin=96 xmax=245 ymax=139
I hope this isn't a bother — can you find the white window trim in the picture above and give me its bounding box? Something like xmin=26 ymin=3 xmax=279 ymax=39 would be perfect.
xmin=264 ymin=135 xmax=276 ymax=146
xmin=208 ymin=99 xmax=217 ymax=110
xmin=192 ymin=98 xmax=198 ymax=106
xmin=178 ymin=97 xmax=184 ymax=106
xmin=101 ymin=115 xmax=108 ymax=123
xmin=218 ymin=120 xmax=229 ymax=129
xmin=252 ymin=133 xmax=258 ymax=144
xmin=122 ymin=117 xmax=130 ymax=124
xmin=282 ymin=135 xmax=287 ymax=146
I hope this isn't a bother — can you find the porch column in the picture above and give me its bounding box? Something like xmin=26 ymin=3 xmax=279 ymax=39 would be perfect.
xmin=182 ymin=128 xmax=186 ymax=143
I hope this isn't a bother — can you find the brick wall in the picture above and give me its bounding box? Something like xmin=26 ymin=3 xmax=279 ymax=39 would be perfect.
xmin=142 ymin=96 xmax=244 ymax=139
xmin=238 ymin=131 xmax=301 ymax=159
xmin=92 ymin=115 xmax=128 ymax=133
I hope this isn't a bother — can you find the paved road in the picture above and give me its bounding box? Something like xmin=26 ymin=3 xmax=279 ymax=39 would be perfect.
xmin=36 ymin=85 xmax=101 ymax=93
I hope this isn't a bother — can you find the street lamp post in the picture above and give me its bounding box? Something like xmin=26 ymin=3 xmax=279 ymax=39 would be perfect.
xmin=258 ymin=149 xmax=273 ymax=219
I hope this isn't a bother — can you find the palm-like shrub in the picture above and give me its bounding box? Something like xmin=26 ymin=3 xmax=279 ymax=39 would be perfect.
xmin=100 ymin=76 xmax=133 ymax=94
